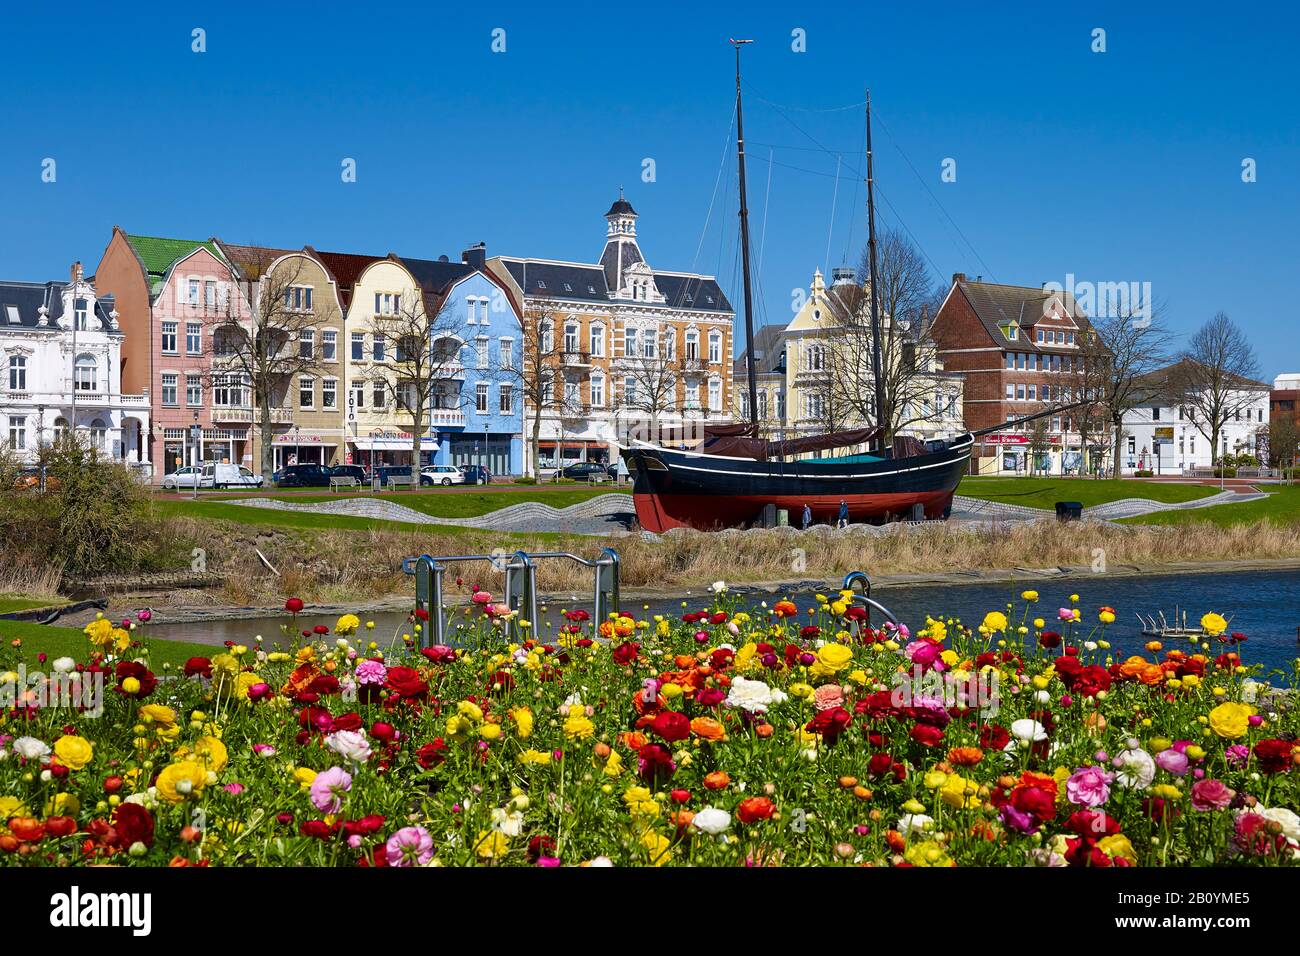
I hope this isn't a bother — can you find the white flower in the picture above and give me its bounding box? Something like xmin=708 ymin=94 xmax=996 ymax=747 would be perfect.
xmin=1010 ymin=719 xmax=1047 ymax=742
xmin=12 ymin=736 xmax=49 ymax=761
xmin=588 ymin=856 xmax=614 ymax=867
xmin=491 ymin=807 xmax=524 ymax=836
xmin=1033 ymin=690 xmax=1051 ymax=705
xmin=325 ymin=730 xmax=372 ymax=763
xmin=563 ymin=692 xmax=584 ymax=708
xmin=710 ymin=581 xmax=727 ymax=594
xmin=691 ymin=807 xmax=731 ymax=834
xmin=1254 ymin=806 xmax=1300 ymax=845
xmin=1114 ymin=748 xmax=1156 ymax=790
xmin=896 ymin=813 xmax=934 ymax=836
xmin=725 ymin=676 xmax=787 ymax=713
xmin=51 ymin=657 xmax=76 ymax=674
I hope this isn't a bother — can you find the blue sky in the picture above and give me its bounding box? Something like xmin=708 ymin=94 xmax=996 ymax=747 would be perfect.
xmin=2 ymin=1 xmax=1296 ymax=378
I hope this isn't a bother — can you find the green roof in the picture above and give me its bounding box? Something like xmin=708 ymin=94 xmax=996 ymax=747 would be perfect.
xmin=125 ymin=234 xmax=222 ymax=278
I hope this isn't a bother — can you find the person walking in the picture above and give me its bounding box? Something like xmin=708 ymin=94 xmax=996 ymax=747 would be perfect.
xmin=837 ymin=498 xmax=849 ymax=529
xmin=801 ymin=503 xmax=813 ymax=529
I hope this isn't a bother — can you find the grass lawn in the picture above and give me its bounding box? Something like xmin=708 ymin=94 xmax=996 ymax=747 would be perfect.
xmin=957 ymin=476 xmax=1218 ymax=510
xmin=0 ymin=619 xmax=217 ymax=669
xmin=1122 ymin=486 xmax=1300 ymax=528
xmin=0 ymin=594 xmax=67 ymax=615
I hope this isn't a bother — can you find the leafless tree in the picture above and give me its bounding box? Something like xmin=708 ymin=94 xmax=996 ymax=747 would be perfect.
xmin=1027 ymin=418 xmax=1051 ymax=475
xmin=617 ymin=327 xmax=691 ymax=437
xmin=1170 ymin=312 xmax=1265 ymax=465
xmin=364 ymin=288 xmax=469 ymax=482
xmin=1265 ymin=414 xmax=1299 ymax=472
xmin=511 ymin=309 xmax=566 ymax=478
xmin=210 ymin=250 xmax=341 ymax=481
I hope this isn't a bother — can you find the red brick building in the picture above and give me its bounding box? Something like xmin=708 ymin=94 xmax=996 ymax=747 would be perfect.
xmin=930 ymin=274 xmax=1096 ymax=474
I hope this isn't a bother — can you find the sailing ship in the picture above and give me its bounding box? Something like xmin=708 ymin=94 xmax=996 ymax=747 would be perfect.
xmin=619 ymin=42 xmax=1055 ymax=533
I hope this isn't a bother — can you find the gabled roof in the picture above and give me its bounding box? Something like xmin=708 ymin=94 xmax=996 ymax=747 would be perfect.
xmin=951 ymin=278 xmax=1090 ymax=351
xmin=1137 ymin=357 xmax=1271 ymax=401
xmin=307 ymin=248 xmax=385 ymax=309
xmin=125 ymin=234 xmax=221 ymax=280
xmin=215 ymin=242 xmax=313 ymax=280
xmin=494 ymin=257 xmax=733 ymax=313
xmin=0 ymin=280 xmax=117 ymax=330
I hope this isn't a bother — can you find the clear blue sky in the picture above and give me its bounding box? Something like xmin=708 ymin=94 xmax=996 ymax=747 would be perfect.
xmin=2 ymin=1 xmax=1296 ymax=378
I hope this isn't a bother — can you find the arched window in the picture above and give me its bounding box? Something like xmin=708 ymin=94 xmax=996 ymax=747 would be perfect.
xmin=90 ymin=418 xmax=107 ymax=449
xmin=53 ymin=417 xmax=69 ymax=441
xmin=74 ymin=354 xmax=97 ymax=392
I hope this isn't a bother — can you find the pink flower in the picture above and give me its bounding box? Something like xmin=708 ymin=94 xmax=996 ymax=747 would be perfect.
xmin=1065 ymin=766 xmax=1114 ymax=807
xmin=136 ymin=609 xmax=152 ymax=623
xmin=813 ymin=684 xmax=845 ymax=712
xmin=386 ymin=825 xmax=435 ymax=866
xmin=223 ymin=782 xmax=245 ymax=796
xmin=252 ymin=743 xmax=276 ymax=756
xmin=1191 ymin=779 xmax=1236 ymax=811
xmin=1058 ymin=608 xmax=1075 ymax=621
xmin=471 ymin=591 xmax=493 ymax=605
xmin=905 ymin=640 xmax=943 ymax=670
xmin=1225 ymin=744 xmax=1251 ymax=767
xmin=310 ymin=767 xmax=352 ymax=813
xmin=1155 ymin=748 xmax=1189 ymax=776
xmin=354 ymin=659 xmax=388 ymax=686
xmin=536 ymin=856 xmax=561 ymax=867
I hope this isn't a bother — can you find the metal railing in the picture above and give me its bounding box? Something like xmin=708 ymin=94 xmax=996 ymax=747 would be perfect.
xmin=402 ymin=547 xmax=620 ymax=646
xmin=841 ymin=571 xmax=900 ymax=628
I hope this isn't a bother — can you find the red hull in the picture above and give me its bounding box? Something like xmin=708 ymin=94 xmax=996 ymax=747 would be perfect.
xmin=634 ymin=489 xmax=956 ymax=533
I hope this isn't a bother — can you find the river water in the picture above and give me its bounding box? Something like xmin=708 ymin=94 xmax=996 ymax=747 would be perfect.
xmin=145 ymin=569 xmax=1300 ymax=676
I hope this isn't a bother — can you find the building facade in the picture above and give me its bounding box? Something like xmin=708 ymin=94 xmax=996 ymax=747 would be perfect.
xmin=488 ymin=195 xmax=734 ymax=471
xmin=731 ymin=323 xmax=787 ymax=439
xmin=0 ymin=263 xmax=150 ymax=470
xmin=930 ymin=274 xmax=1094 ymax=474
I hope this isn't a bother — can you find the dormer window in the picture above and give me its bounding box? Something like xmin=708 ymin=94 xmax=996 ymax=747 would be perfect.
xmin=5 ymin=305 xmax=19 ymax=324
xmin=536 ymin=280 xmax=547 ymax=290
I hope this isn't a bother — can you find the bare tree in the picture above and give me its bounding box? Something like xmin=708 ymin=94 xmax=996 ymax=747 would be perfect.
xmin=1027 ymin=418 xmax=1051 ymax=475
xmin=512 ymin=309 xmax=565 ymax=478
xmin=1266 ymin=414 xmax=1298 ymax=472
xmin=211 ymin=251 xmax=340 ymax=481
xmin=617 ymin=327 xmax=690 ymax=437
xmin=1170 ymin=312 xmax=1264 ymax=465
xmin=365 ymin=289 xmax=469 ymax=483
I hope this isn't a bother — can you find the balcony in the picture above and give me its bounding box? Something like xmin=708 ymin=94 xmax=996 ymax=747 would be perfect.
xmin=431 ymin=361 xmax=465 ymax=380
xmin=212 ymin=406 xmax=293 ymax=425
xmin=561 ymin=349 xmax=592 ymax=368
xmin=427 ymin=408 xmax=466 ymax=427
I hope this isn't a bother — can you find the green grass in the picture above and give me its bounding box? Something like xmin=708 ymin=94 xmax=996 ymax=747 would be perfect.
xmin=957 ymin=476 xmax=1218 ymax=510
xmin=0 ymin=595 xmax=67 ymax=615
xmin=0 ymin=619 xmax=218 ymax=669
xmin=1122 ymin=486 xmax=1300 ymax=528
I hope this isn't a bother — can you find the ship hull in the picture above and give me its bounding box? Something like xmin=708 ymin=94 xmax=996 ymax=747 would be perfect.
xmin=622 ymin=435 xmax=973 ymax=533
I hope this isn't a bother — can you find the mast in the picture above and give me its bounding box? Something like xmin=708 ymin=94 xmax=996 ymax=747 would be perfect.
xmin=864 ymin=91 xmax=886 ymax=449
xmin=731 ymin=38 xmax=759 ymax=434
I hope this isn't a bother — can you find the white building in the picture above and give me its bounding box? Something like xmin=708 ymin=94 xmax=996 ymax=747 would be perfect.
xmin=0 ymin=263 xmax=151 ymax=473
xmin=1120 ymin=359 xmax=1269 ymax=474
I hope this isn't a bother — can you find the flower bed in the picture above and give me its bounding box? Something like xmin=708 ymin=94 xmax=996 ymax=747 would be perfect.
xmin=0 ymin=586 xmax=1296 ymax=867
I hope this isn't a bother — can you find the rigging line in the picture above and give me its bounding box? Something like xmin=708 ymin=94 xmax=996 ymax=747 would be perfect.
xmin=873 ymin=183 xmax=946 ymax=281
xmin=750 ymin=152 xmax=860 ymax=182
xmin=823 ymin=154 xmax=841 ymax=276
xmin=871 ymin=106 xmax=998 ymax=283
xmin=756 ymin=147 xmax=774 ymax=278
xmin=743 ymin=85 xmax=867 ymax=113
xmin=691 ymin=102 xmax=739 ymax=277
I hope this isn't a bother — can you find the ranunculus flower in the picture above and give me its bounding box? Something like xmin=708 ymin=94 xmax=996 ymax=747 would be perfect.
xmin=325 ymin=730 xmax=372 ymax=763
xmin=725 ymin=676 xmax=787 ymax=713
xmin=736 ymin=797 xmax=774 ymax=824
xmin=1155 ymin=748 xmax=1189 ymax=776
xmin=1191 ymin=779 xmax=1236 ymax=811
xmin=310 ymin=767 xmax=352 ymax=813
xmin=651 ymin=710 xmax=691 ymax=743
xmin=691 ymin=807 xmax=731 ymax=834
xmin=1113 ymin=748 xmax=1156 ymax=790
xmin=1066 ymin=766 xmax=1114 ymax=807
xmin=386 ymin=826 xmax=435 ymax=866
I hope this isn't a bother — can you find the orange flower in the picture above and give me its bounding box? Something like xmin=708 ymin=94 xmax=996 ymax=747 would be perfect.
xmin=885 ymin=829 xmax=906 ymax=853
xmin=7 ymin=817 xmax=44 ymax=842
xmin=703 ymin=771 xmax=731 ymax=791
xmin=948 ymin=746 xmax=984 ymax=767
xmin=773 ymin=600 xmax=798 ymax=618
xmin=754 ymin=722 xmax=774 ymax=738
xmin=668 ymin=810 xmax=695 ymax=830
xmin=690 ymin=717 xmax=726 ymax=741
xmin=838 ymin=775 xmax=859 ymax=789
xmin=853 ymin=785 xmax=873 ymax=801
xmin=674 ymin=654 xmax=696 ymax=669
xmin=736 ymin=796 xmax=775 ymax=824
xmin=618 ymin=731 xmax=649 ymax=751
xmin=632 ymin=692 xmax=667 ymax=717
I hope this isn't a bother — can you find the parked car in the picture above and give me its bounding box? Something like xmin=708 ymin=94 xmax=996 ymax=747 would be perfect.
xmin=161 ymin=466 xmax=206 ymax=490
xmin=273 ymin=464 xmax=333 ymax=488
xmin=459 ymin=464 xmax=492 ymax=485
xmin=419 ymin=464 xmax=466 ymax=486
xmin=203 ymin=462 xmax=264 ymax=489
xmin=374 ymin=465 xmax=418 ymax=486
xmin=328 ymin=464 xmax=369 ymax=485
xmin=560 ymin=461 xmax=610 ymax=481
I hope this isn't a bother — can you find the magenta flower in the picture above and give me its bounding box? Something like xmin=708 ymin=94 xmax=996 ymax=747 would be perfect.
xmin=1191 ymin=779 xmax=1236 ymax=811
xmin=1225 ymin=744 xmax=1251 ymax=767
xmin=309 ymin=766 xmax=353 ymax=813
xmin=1155 ymin=748 xmax=1189 ymax=776
xmin=1065 ymin=766 xmax=1114 ymax=807
xmin=354 ymin=659 xmax=388 ymax=686
xmin=223 ymin=782 xmax=246 ymax=796
xmin=386 ymin=825 xmax=435 ymax=866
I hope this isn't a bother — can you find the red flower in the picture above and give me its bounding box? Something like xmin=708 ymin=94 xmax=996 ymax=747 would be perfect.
xmin=384 ymin=666 xmax=428 ymax=700
xmin=415 ymin=739 xmax=448 ymax=769
xmin=1254 ymin=739 xmax=1295 ymax=774
xmin=867 ymin=752 xmax=894 ymax=776
xmin=44 ymin=816 xmax=77 ymax=838
xmin=331 ymin=712 xmax=363 ymax=732
xmin=370 ymin=721 xmax=396 ymax=743
xmin=285 ymin=597 xmax=304 ymax=614
xmin=113 ymin=661 xmax=157 ymax=698
xmin=651 ymin=710 xmax=691 ymax=743
xmin=113 ymin=803 xmax=155 ymax=847
xmin=805 ymin=706 xmax=852 ymax=743
xmin=183 ymin=657 xmax=212 ymax=678
xmin=299 ymin=820 xmax=338 ymax=840
xmin=979 ymin=724 xmax=1010 ymax=751
xmin=710 ymin=612 xmax=728 ymax=625
xmin=1038 ymin=631 xmax=1062 ymax=649
xmin=611 ymin=642 xmax=640 ymax=666
xmin=736 ymin=797 xmax=775 ymax=824
xmin=909 ymin=724 xmax=945 ymax=747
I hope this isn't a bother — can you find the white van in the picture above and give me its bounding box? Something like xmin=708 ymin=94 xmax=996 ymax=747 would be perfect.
xmin=203 ymin=462 xmax=265 ymax=489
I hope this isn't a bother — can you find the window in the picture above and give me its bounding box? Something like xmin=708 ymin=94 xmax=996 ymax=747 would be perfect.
xmin=1152 ymin=406 xmax=1161 ymax=421
xmin=186 ymin=374 xmax=203 ymax=407
xmin=322 ymin=330 xmax=337 ymax=361
xmin=8 ymin=355 xmax=26 ymax=391
xmin=372 ymin=334 xmax=386 ymax=362
xmin=74 ymin=355 xmax=97 ymax=392
xmin=624 ymin=327 xmax=638 ymax=357
xmin=1006 ymin=325 xmax=1018 ymax=341
xmin=758 ymin=392 xmax=767 ymax=420
xmin=590 ymin=325 xmax=604 ymax=357
xmin=540 ymin=321 xmax=553 ymax=353
xmin=685 ymin=380 xmax=700 ymax=408
xmin=213 ymin=375 xmax=244 ymax=407
xmin=589 ymin=375 xmax=604 ymax=408
xmin=564 ymin=381 xmax=580 ymax=408
xmin=8 ymin=416 xmax=25 ymax=450
xmin=1036 ymin=329 xmax=1044 ymax=343
xmin=564 ymin=321 xmax=579 ymax=353
xmin=476 ymin=383 xmax=490 ymax=414
xmin=351 ymin=380 xmax=365 ymax=409
xmin=90 ymin=418 xmax=107 ymax=450
xmin=286 ymin=286 xmax=313 ymax=312
xmin=464 ymin=297 xmax=476 ymax=325
xmin=1005 ymin=352 xmax=1014 ymax=370
xmin=1127 ymin=436 xmax=1136 ymax=455
xmin=643 ymin=330 xmax=657 ymax=359
xmin=499 ymin=384 xmax=513 ymax=414
xmin=162 ymin=321 xmax=178 ymax=353
xmin=205 ymin=280 xmax=217 ymax=308
xmin=1006 ymin=384 xmax=1015 ymax=400
xmin=162 ymin=373 xmax=178 ymax=406
xmin=663 ymin=331 xmax=675 ymax=360
xmin=476 ymin=336 xmax=489 ymax=369
xmin=374 ymin=292 xmax=402 ymax=316
xmin=322 ymin=378 xmax=337 ymax=409
xmin=708 ymin=378 xmax=722 ymax=411
xmin=372 ymin=382 xmax=386 ymax=409
xmin=299 ymin=329 xmax=314 ymax=359
xmin=351 ymin=332 xmax=365 ymax=361
xmin=708 ymin=332 xmax=722 ymax=364
xmin=622 ymin=377 xmax=636 ymax=406
xmin=5 ymin=305 xmax=20 ymax=324
xmin=188 ymin=279 xmax=200 ymax=306
xmin=685 ymin=330 xmax=699 ymax=360
xmin=1027 ymin=384 xmax=1036 ymax=401
xmin=299 ymin=376 xmax=314 ymax=409
xmin=186 ymin=322 xmax=201 ymax=355
xmin=498 ymin=337 xmax=514 ymax=370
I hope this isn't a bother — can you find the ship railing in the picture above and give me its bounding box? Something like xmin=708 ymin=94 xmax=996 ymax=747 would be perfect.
xmin=842 ymin=571 xmax=901 ymax=629
xmin=401 ymin=548 xmax=619 ymax=646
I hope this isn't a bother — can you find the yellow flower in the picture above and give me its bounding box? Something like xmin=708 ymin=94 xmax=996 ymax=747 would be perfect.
xmin=480 ymin=723 xmax=502 ymax=741
xmin=45 ymin=792 xmax=80 ymax=817
xmin=139 ymin=704 xmax=177 ymax=725
xmin=1200 ymin=612 xmax=1228 ymax=637
xmin=642 ymin=830 xmax=672 ymax=866
xmin=335 ymin=614 xmax=361 ymax=635
xmin=457 ymin=700 xmax=484 ymax=722
xmin=83 ymin=618 xmax=114 ymax=647
xmin=1097 ymin=833 xmax=1137 ymax=863
xmin=234 ymin=672 xmax=262 ymax=701
xmin=1099 ymin=610 xmax=1116 ymax=625
xmin=510 ymin=707 xmax=534 ymax=738
xmin=516 ymin=749 xmax=552 ymax=766
xmin=1208 ymin=701 xmax=1253 ymax=739
xmin=981 ymin=611 xmax=1008 ymax=633
xmin=940 ymin=773 xmax=981 ymax=810
xmin=563 ymin=713 xmax=595 ymax=741
xmin=156 ymin=761 xmax=207 ymax=803
xmin=193 ymin=736 xmax=228 ymax=772
xmin=293 ymin=767 xmax=318 ymax=789
xmin=734 ymin=642 xmax=757 ymax=671
xmin=0 ymin=796 xmax=27 ymax=818
xmin=474 ymin=830 xmax=510 ymax=859
xmin=814 ymin=643 xmax=853 ymax=673
xmin=53 ymin=735 xmax=94 ymax=771
xmin=904 ymin=840 xmax=952 ymax=867
xmin=1021 ymin=590 xmax=1039 ymax=602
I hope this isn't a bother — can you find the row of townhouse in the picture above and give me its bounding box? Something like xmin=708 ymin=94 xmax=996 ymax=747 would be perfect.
xmin=0 ymin=194 xmax=734 ymax=481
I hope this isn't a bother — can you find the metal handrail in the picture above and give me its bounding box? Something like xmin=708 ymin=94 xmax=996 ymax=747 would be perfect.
xmin=402 ymin=547 xmax=619 ymax=647
xmin=841 ymin=571 xmax=901 ymax=628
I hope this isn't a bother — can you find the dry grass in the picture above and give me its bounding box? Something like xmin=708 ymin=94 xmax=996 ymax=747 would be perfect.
xmin=181 ymin=514 xmax=1300 ymax=607
xmin=0 ymin=563 xmax=64 ymax=602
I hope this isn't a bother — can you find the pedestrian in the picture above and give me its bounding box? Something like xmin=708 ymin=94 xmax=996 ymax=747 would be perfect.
xmin=837 ymin=498 xmax=849 ymax=529
xmin=801 ymin=503 xmax=812 ymax=529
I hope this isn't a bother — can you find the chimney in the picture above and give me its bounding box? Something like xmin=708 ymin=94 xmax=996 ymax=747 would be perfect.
xmin=71 ymin=261 xmax=83 ymax=284
xmin=462 ymin=242 xmax=487 ymax=270
xmin=951 ymin=272 xmax=966 ymax=285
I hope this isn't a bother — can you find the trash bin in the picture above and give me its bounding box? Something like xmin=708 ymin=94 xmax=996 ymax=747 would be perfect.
xmin=776 ymin=508 xmax=789 ymax=527
xmin=1055 ymin=501 xmax=1083 ymax=522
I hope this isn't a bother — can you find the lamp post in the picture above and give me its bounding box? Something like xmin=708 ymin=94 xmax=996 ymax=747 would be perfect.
xmin=191 ymin=411 xmax=201 ymax=500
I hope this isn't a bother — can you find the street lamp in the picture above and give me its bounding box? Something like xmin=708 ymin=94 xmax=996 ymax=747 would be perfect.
xmin=191 ymin=411 xmax=201 ymax=500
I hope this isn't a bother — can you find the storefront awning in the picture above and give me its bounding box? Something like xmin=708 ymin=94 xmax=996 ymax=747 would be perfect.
xmin=352 ymin=437 xmax=428 ymax=451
